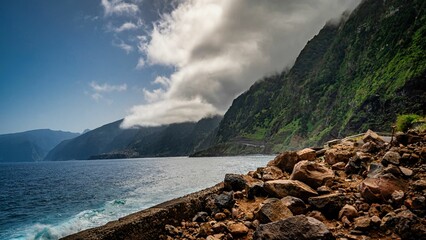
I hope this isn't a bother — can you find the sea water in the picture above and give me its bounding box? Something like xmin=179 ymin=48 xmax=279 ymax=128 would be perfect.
xmin=0 ymin=156 xmax=272 ymax=240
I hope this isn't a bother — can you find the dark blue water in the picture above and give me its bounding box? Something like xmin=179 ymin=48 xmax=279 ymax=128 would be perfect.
xmin=0 ymin=156 xmax=271 ymax=240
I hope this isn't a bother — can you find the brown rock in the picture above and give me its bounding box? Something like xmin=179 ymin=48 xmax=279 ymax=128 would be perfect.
xmin=309 ymin=193 xmax=346 ymax=219
xmin=255 ymin=198 xmax=293 ymax=223
xmin=359 ymin=173 xmax=406 ymax=202
xmin=325 ymin=148 xmax=353 ymax=165
xmin=253 ymin=215 xmax=335 ymax=240
xmin=362 ymin=129 xmax=385 ymax=145
xmin=262 ymin=166 xmax=284 ymax=181
xmin=224 ymin=173 xmax=246 ymax=191
xmin=267 ymin=151 xmax=300 ymax=172
xmin=391 ymin=190 xmax=404 ymax=204
xmin=382 ymin=151 xmax=401 ymax=165
xmin=212 ymin=222 xmax=227 ymax=233
xmin=399 ymin=166 xmax=413 ymax=177
xmin=382 ymin=209 xmax=426 ymax=239
xmin=316 ymin=186 xmax=332 ymax=194
xmin=214 ymin=212 xmax=227 ymax=221
xmin=370 ymin=215 xmax=381 ymax=227
xmin=290 ymin=160 xmax=335 ymax=189
xmin=297 ymin=148 xmax=316 ymax=161
xmin=198 ymin=222 xmax=214 ymax=237
xmin=412 ymin=179 xmax=426 ymax=190
xmin=264 ymin=180 xmax=318 ymax=200
xmin=307 ymin=210 xmax=327 ymax=222
xmin=354 ymin=216 xmax=371 ymax=231
xmin=281 ymin=196 xmax=307 ymax=215
xmin=332 ymin=162 xmax=346 ymax=170
xmin=227 ymin=222 xmax=249 ymax=237
xmin=338 ymin=204 xmax=358 ymax=220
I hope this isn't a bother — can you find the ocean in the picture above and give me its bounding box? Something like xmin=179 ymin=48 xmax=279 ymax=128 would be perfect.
xmin=0 ymin=156 xmax=272 ymax=240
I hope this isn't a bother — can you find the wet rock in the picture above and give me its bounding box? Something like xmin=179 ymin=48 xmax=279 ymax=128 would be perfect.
xmin=267 ymin=151 xmax=300 ymax=173
xmin=297 ymin=148 xmax=316 ymax=161
xmin=264 ymin=180 xmax=318 ymax=201
xmin=215 ymin=192 xmax=235 ymax=210
xmin=261 ymin=166 xmax=284 ymax=181
xmin=362 ymin=130 xmax=385 ymax=146
xmin=359 ymin=173 xmax=406 ymax=202
xmin=382 ymin=151 xmax=401 ymax=166
xmin=290 ymin=160 xmax=335 ymax=189
xmin=309 ymin=193 xmax=346 ymax=219
xmin=354 ymin=216 xmax=370 ymax=231
xmin=338 ymin=204 xmax=358 ymax=220
xmin=281 ymin=196 xmax=307 ymax=215
xmin=255 ymin=198 xmax=293 ymax=223
xmin=253 ymin=215 xmax=335 ymax=240
xmin=224 ymin=174 xmax=246 ymax=191
xmin=382 ymin=209 xmax=426 ymax=239
xmin=325 ymin=148 xmax=353 ymax=165
xmin=227 ymin=222 xmax=249 ymax=237
xmin=193 ymin=211 xmax=209 ymax=222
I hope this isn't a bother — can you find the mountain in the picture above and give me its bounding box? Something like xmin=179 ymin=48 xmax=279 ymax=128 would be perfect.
xmin=0 ymin=129 xmax=79 ymax=162
xmin=195 ymin=0 xmax=426 ymax=156
xmin=44 ymin=116 xmax=222 ymax=161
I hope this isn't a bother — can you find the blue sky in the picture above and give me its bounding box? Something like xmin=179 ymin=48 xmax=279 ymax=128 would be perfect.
xmin=0 ymin=0 xmax=360 ymax=134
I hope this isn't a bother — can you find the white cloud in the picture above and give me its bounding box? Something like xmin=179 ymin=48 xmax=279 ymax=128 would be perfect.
xmin=113 ymin=41 xmax=134 ymax=53
xmin=135 ymin=57 xmax=145 ymax=69
xmin=101 ymin=0 xmax=139 ymax=16
xmin=122 ymin=0 xmax=361 ymax=128
xmin=90 ymin=82 xmax=127 ymax=92
xmin=114 ymin=22 xmax=138 ymax=32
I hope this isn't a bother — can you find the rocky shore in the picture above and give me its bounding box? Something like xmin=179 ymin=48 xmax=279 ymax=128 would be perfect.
xmin=65 ymin=130 xmax=425 ymax=240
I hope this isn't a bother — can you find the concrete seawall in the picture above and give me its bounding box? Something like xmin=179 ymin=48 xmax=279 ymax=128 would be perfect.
xmin=63 ymin=183 xmax=223 ymax=240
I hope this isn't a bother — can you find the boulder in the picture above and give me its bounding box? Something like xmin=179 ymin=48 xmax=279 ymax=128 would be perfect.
xmin=297 ymin=148 xmax=316 ymax=161
xmin=308 ymin=193 xmax=346 ymax=219
xmin=382 ymin=151 xmax=401 ymax=165
xmin=325 ymin=148 xmax=354 ymax=165
xmin=290 ymin=160 xmax=334 ymax=189
xmin=227 ymin=222 xmax=249 ymax=237
xmin=281 ymin=196 xmax=307 ymax=215
xmin=224 ymin=174 xmax=246 ymax=191
xmin=247 ymin=182 xmax=268 ymax=200
xmin=362 ymin=129 xmax=385 ymax=146
xmin=267 ymin=151 xmax=300 ymax=172
xmin=253 ymin=215 xmax=335 ymax=240
xmin=261 ymin=166 xmax=284 ymax=181
xmin=255 ymin=198 xmax=293 ymax=223
xmin=359 ymin=173 xmax=406 ymax=202
xmin=264 ymin=180 xmax=318 ymax=201
xmin=214 ymin=192 xmax=235 ymax=210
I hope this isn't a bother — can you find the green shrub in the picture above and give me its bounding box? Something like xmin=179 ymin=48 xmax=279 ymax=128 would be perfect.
xmin=395 ymin=114 xmax=423 ymax=132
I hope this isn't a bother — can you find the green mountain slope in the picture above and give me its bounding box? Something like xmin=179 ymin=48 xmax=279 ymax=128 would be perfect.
xmin=0 ymin=129 xmax=79 ymax=162
xmin=45 ymin=116 xmax=222 ymax=161
xmin=198 ymin=0 xmax=426 ymax=155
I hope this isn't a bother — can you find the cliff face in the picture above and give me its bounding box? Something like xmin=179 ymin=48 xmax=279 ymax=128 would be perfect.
xmin=199 ymin=0 xmax=426 ymax=156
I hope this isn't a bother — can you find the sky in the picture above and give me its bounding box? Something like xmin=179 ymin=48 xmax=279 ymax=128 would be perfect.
xmin=0 ymin=0 xmax=360 ymax=134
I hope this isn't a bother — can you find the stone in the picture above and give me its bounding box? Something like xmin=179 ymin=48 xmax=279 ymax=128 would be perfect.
xmin=214 ymin=212 xmax=227 ymax=221
xmin=193 ymin=211 xmax=209 ymax=222
xmin=317 ymin=186 xmax=332 ymax=194
xmin=307 ymin=210 xmax=327 ymax=221
xmin=212 ymin=222 xmax=227 ymax=233
xmin=338 ymin=204 xmax=358 ymax=220
xmin=198 ymin=222 xmax=214 ymax=237
xmin=290 ymin=160 xmax=335 ymax=189
xmin=382 ymin=151 xmax=401 ymax=165
xmin=227 ymin=222 xmax=249 ymax=237
xmin=391 ymin=190 xmax=404 ymax=204
xmin=255 ymin=198 xmax=293 ymax=223
xmin=264 ymin=180 xmax=318 ymax=201
xmin=412 ymin=179 xmax=426 ymax=190
xmin=332 ymin=162 xmax=346 ymax=170
xmin=325 ymin=148 xmax=353 ymax=165
xmin=253 ymin=215 xmax=335 ymax=240
xmin=165 ymin=224 xmax=179 ymax=236
xmin=281 ymin=196 xmax=307 ymax=215
xmin=297 ymin=148 xmax=317 ymax=161
xmin=399 ymin=166 xmax=413 ymax=177
xmin=366 ymin=162 xmax=384 ymax=178
xmin=224 ymin=173 xmax=246 ymax=191
xmin=384 ymin=165 xmax=402 ymax=176
xmin=354 ymin=216 xmax=370 ymax=231
xmin=267 ymin=151 xmax=300 ymax=172
xmin=215 ymin=192 xmax=235 ymax=210
xmin=308 ymin=193 xmax=346 ymax=219
xmin=262 ymin=166 xmax=284 ymax=181
xmin=359 ymin=173 xmax=406 ymax=202
xmin=382 ymin=209 xmax=426 ymax=239
xmin=362 ymin=129 xmax=385 ymax=146
xmin=361 ymin=141 xmax=379 ymax=153
xmin=370 ymin=215 xmax=381 ymax=228
xmin=247 ymin=182 xmax=268 ymax=200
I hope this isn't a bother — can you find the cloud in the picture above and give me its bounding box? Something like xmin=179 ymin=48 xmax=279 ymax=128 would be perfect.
xmin=101 ymin=0 xmax=139 ymax=16
xmin=135 ymin=57 xmax=145 ymax=69
xmin=114 ymin=22 xmax=138 ymax=32
xmin=89 ymin=81 xmax=127 ymax=102
xmin=122 ymin=0 xmax=361 ymax=128
xmin=113 ymin=40 xmax=134 ymax=53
